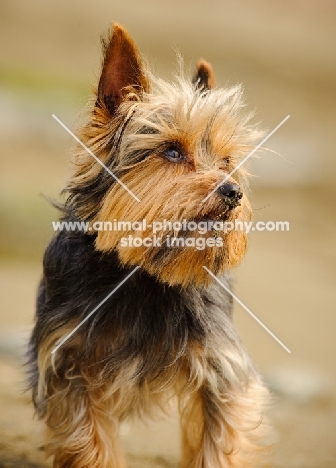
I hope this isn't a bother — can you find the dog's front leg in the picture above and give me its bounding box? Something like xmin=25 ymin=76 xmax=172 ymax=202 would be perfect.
xmin=179 ymin=368 xmax=271 ymax=468
xmin=41 ymin=378 xmax=126 ymax=468
xmin=33 ymin=338 xmax=126 ymax=468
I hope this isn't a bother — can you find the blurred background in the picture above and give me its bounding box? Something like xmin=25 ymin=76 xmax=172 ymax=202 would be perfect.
xmin=0 ymin=0 xmax=335 ymax=466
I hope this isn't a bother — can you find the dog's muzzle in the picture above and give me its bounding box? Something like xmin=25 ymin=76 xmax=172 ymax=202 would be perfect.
xmin=217 ymin=182 xmax=243 ymax=209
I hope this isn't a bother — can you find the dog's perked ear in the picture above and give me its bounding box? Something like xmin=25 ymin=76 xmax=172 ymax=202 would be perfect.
xmin=97 ymin=23 xmax=149 ymax=115
xmin=192 ymin=59 xmax=215 ymax=91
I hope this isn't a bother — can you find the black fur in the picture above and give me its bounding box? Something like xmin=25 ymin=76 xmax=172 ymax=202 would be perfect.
xmin=28 ymin=224 xmax=236 ymax=406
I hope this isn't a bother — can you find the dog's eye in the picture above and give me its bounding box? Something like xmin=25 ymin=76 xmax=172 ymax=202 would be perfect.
xmin=163 ymin=145 xmax=185 ymax=162
xmin=219 ymin=157 xmax=230 ymax=169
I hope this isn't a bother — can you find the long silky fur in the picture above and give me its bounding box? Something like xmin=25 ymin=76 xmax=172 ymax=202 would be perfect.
xmin=28 ymin=24 xmax=272 ymax=468
xmin=29 ymin=231 xmax=271 ymax=466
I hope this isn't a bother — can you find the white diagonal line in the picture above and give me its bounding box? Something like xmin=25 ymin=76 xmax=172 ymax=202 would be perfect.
xmin=51 ymin=266 xmax=140 ymax=355
xmin=202 ymin=114 xmax=290 ymax=203
xmin=203 ymin=266 xmax=291 ymax=353
xmin=52 ymin=114 xmax=140 ymax=202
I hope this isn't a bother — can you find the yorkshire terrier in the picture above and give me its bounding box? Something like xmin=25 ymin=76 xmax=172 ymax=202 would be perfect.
xmin=29 ymin=23 xmax=271 ymax=468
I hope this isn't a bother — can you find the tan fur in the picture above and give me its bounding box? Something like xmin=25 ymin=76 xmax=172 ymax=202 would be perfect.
xmin=193 ymin=59 xmax=216 ymax=90
xmin=33 ymin=24 xmax=272 ymax=468
xmin=68 ymin=73 xmax=261 ymax=286
xmin=39 ymin=326 xmax=271 ymax=467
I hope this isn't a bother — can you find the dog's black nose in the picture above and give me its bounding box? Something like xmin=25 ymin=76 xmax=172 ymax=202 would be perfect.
xmin=218 ymin=182 xmax=242 ymax=200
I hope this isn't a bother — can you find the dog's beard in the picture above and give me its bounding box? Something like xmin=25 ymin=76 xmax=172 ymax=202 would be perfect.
xmin=94 ymin=173 xmax=251 ymax=287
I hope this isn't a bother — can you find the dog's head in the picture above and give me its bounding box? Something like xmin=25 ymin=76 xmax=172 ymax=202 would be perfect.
xmin=67 ymin=24 xmax=262 ymax=287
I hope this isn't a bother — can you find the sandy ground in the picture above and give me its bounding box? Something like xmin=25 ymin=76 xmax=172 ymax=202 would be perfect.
xmin=1 ymin=0 xmax=336 ymax=466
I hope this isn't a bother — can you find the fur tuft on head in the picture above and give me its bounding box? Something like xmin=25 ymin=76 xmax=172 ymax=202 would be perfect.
xmin=63 ymin=23 xmax=262 ymax=287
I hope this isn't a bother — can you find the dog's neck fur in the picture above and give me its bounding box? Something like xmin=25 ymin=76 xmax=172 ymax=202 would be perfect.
xmin=36 ymin=227 xmax=251 ymax=385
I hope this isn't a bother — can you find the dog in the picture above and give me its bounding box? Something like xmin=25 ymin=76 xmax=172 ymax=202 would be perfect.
xmin=28 ymin=23 xmax=271 ymax=468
